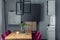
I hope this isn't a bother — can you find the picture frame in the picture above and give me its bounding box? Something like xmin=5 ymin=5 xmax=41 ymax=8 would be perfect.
xmin=8 ymin=12 xmax=21 ymax=25
xmin=16 ymin=2 xmax=23 ymax=15
xmin=24 ymin=1 xmax=31 ymax=13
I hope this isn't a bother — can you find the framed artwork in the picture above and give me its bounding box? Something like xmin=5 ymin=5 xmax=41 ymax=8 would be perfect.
xmin=8 ymin=12 xmax=21 ymax=25
xmin=16 ymin=2 xmax=23 ymax=15
xmin=16 ymin=0 xmax=31 ymax=15
xmin=24 ymin=1 xmax=31 ymax=13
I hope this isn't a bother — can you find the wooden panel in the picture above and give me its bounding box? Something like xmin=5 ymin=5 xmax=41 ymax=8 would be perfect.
xmin=32 ymin=22 xmax=37 ymax=31
xmin=24 ymin=22 xmax=37 ymax=31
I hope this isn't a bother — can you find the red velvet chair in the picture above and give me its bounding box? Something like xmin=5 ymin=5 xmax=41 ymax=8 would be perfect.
xmin=7 ymin=30 xmax=11 ymax=35
xmin=35 ymin=32 xmax=42 ymax=40
xmin=1 ymin=30 xmax=11 ymax=40
xmin=32 ymin=31 xmax=42 ymax=40
xmin=1 ymin=32 xmax=7 ymax=40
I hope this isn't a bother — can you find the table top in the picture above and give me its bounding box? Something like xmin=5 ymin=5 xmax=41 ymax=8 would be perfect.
xmin=5 ymin=31 xmax=32 ymax=40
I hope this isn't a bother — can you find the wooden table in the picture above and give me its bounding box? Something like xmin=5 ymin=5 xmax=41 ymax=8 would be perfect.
xmin=5 ymin=31 xmax=32 ymax=40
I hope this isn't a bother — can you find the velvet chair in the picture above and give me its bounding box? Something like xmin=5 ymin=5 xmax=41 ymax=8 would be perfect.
xmin=1 ymin=30 xmax=11 ymax=40
xmin=32 ymin=31 xmax=42 ymax=40
xmin=1 ymin=32 xmax=7 ymax=40
xmin=1 ymin=34 xmax=5 ymax=40
xmin=7 ymin=30 xmax=11 ymax=35
xmin=35 ymin=32 xmax=42 ymax=40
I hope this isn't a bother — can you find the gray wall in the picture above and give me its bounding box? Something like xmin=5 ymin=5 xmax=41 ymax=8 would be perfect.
xmin=5 ymin=0 xmax=49 ymax=39
xmin=0 ymin=0 xmax=5 ymax=34
xmin=5 ymin=0 xmax=53 ymax=39
xmin=0 ymin=0 xmax=3 ymax=34
xmin=38 ymin=2 xmax=50 ymax=39
xmin=38 ymin=0 xmax=55 ymax=39
xmin=56 ymin=0 xmax=60 ymax=40
xmin=5 ymin=0 xmax=42 ymax=29
xmin=21 ymin=4 xmax=40 ymax=21
xmin=5 ymin=0 xmax=20 ymax=31
xmin=2 ymin=0 xmax=5 ymax=33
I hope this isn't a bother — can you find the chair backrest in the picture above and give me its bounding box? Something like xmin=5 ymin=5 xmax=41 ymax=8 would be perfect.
xmin=1 ymin=30 xmax=11 ymax=40
xmin=35 ymin=31 xmax=42 ymax=40
xmin=1 ymin=34 xmax=4 ymax=40
xmin=7 ymin=30 xmax=11 ymax=35
xmin=32 ymin=31 xmax=42 ymax=40
xmin=1 ymin=32 xmax=7 ymax=40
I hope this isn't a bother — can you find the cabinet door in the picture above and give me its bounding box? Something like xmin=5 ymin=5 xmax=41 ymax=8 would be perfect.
xmin=47 ymin=27 xmax=55 ymax=40
xmin=48 ymin=1 xmax=55 ymax=16
xmin=48 ymin=30 xmax=55 ymax=40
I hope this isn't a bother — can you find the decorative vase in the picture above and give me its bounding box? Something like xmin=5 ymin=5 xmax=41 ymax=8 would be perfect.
xmin=20 ymin=26 xmax=23 ymax=32
xmin=20 ymin=26 xmax=25 ymax=33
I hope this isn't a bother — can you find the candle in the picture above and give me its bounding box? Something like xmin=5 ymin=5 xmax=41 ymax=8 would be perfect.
xmin=16 ymin=31 xmax=19 ymax=34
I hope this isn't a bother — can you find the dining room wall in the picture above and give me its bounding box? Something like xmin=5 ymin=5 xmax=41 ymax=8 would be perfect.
xmin=38 ymin=2 xmax=50 ymax=39
xmin=5 ymin=0 xmax=48 ymax=39
xmin=5 ymin=0 xmax=53 ymax=39
xmin=5 ymin=0 xmax=21 ymax=31
xmin=38 ymin=0 xmax=55 ymax=39
xmin=0 ymin=0 xmax=3 ymax=34
xmin=5 ymin=0 xmax=41 ymax=30
xmin=0 ymin=0 xmax=5 ymax=34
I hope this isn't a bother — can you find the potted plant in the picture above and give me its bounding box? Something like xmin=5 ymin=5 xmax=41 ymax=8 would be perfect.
xmin=18 ymin=22 xmax=27 ymax=33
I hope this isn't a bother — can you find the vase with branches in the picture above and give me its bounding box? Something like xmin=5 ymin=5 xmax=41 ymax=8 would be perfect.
xmin=18 ymin=22 xmax=27 ymax=33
